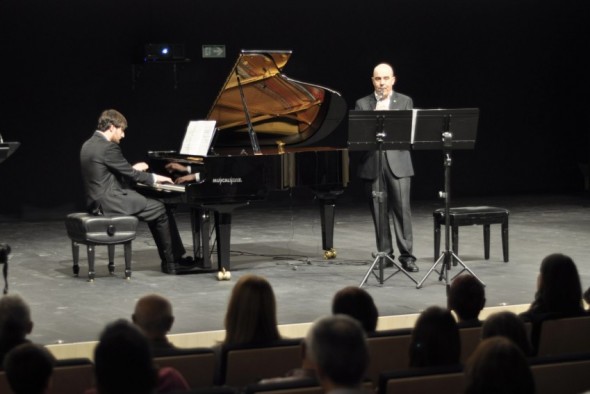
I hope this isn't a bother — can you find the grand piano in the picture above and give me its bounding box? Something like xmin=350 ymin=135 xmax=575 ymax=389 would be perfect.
xmin=148 ymin=50 xmax=348 ymax=273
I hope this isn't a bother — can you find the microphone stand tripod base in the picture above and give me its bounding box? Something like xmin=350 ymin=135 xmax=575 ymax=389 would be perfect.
xmin=359 ymin=252 xmax=418 ymax=287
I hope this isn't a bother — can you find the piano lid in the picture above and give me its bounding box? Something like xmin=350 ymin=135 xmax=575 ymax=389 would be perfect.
xmin=206 ymin=50 xmax=347 ymax=149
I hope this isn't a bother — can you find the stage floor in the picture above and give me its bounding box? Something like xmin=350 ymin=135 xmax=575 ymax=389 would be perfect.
xmin=1 ymin=192 xmax=589 ymax=346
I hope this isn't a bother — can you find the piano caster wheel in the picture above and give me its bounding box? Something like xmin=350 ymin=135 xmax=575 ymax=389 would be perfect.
xmin=217 ymin=268 xmax=231 ymax=281
xmin=108 ymin=263 xmax=115 ymax=275
xmin=324 ymin=249 xmax=337 ymax=260
xmin=73 ymin=265 xmax=80 ymax=277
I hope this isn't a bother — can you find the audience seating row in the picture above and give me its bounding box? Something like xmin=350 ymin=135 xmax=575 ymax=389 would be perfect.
xmin=377 ymin=352 xmax=590 ymax=394
xmin=3 ymin=351 xmax=589 ymax=394
xmin=219 ymin=339 xmax=303 ymax=386
xmin=3 ymin=314 xmax=589 ymax=393
xmin=536 ymin=315 xmax=590 ymax=357
xmin=0 ymin=357 xmax=94 ymax=394
xmin=365 ymin=325 xmax=483 ymax=385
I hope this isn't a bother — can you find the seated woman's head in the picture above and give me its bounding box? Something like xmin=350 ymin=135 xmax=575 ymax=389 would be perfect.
xmin=464 ymin=337 xmax=535 ymax=394
xmin=535 ymin=253 xmax=582 ymax=314
xmin=224 ymin=274 xmax=280 ymax=345
xmin=482 ymin=311 xmax=532 ymax=356
xmin=409 ymin=306 xmax=460 ymax=368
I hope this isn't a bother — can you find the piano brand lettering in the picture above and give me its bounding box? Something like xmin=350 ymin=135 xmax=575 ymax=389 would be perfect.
xmin=212 ymin=177 xmax=243 ymax=185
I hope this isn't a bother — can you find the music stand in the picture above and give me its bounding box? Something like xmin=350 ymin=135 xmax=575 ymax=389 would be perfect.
xmin=349 ymin=110 xmax=418 ymax=287
xmin=411 ymin=108 xmax=483 ymax=290
xmin=0 ymin=140 xmax=19 ymax=294
xmin=0 ymin=142 xmax=20 ymax=164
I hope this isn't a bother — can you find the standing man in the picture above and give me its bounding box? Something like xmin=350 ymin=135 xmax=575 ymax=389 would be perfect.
xmin=80 ymin=109 xmax=193 ymax=275
xmin=355 ymin=63 xmax=418 ymax=272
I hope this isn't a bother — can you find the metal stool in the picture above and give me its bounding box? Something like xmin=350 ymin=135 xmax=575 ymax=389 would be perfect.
xmin=433 ymin=206 xmax=509 ymax=263
xmin=65 ymin=213 xmax=138 ymax=281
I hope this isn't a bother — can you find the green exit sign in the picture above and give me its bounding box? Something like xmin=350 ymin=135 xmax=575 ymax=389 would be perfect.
xmin=202 ymin=45 xmax=226 ymax=58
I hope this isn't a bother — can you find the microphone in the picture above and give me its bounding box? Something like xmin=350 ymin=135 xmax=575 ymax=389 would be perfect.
xmin=375 ymin=88 xmax=385 ymax=101
xmin=0 ymin=133 xmax=3 ymax=143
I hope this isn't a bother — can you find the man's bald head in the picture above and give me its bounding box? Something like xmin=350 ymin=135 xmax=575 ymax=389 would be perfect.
xmin=132 ymin=294 xmax=174 ymax=340
xmin=373 ymin=63 xmax=394 ymax=77
xmin=372 ymin=63 xmax=396 ymax=99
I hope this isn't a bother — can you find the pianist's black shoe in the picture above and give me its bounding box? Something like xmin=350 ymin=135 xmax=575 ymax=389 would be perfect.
xmin=176 ymin=256 xmax=196 ymax=267
xmin=161 ymin=257 xmax=198 ymax=275
xmin=161 ymin=262 xmax=177 ymax=275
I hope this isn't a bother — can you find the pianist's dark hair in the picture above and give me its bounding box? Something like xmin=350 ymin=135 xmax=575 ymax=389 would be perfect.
xmin=97 ymin=109 xmax=128 ymax=132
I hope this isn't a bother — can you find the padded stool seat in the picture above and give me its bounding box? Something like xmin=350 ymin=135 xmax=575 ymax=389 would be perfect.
xmin=433 ymin=206 xmax=509 ymax=263
xmin=65 ymin=213 xmax=138 ymax=281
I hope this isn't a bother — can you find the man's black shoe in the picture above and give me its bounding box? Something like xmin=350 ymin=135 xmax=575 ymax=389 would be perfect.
xmin=401 ymin=260 xmax=419 ymax=272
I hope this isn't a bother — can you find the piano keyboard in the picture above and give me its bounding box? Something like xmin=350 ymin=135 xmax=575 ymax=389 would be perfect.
xmin=137 ymin=183 xmax=186 ymax=193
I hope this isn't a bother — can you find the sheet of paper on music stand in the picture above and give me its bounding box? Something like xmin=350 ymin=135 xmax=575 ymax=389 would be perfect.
xmin=180 ymin=120 xmax=216 ymax=156
xmin=411 ymin=109 xmax=418 ymax=144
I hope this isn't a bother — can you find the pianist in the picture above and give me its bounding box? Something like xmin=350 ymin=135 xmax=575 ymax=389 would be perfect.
xmin=80 ymin=109 xmax=194 ymax=275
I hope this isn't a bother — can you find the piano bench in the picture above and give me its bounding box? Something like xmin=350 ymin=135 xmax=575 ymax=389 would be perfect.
xmin=65 ymin=213 xmax=138 ymax=282
xmin=433 ymin=206 xmax=509 ymax=263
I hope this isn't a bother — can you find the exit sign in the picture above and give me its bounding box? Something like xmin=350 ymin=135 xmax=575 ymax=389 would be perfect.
xmin=202 ymin=45 xmax=226 ymax=58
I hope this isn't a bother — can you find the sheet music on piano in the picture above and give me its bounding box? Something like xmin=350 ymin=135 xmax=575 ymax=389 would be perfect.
xmin=180 ymin=120 xmax=217 ymax=157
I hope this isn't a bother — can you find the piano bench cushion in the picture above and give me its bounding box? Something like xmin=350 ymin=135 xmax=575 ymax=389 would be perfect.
xmin=65 ymin=213 xmax=138 ymax=244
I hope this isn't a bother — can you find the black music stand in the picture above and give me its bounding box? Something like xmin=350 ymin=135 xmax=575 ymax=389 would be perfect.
xmin=0 ymin=142 xmax=20 ymax=164
xmin=349 ymin=110 xmax=418 ymax=287
xmin=0 ymin=141 xmax=19 ymax=294
xmin=411 ymin=108 xmax=483 ymax=290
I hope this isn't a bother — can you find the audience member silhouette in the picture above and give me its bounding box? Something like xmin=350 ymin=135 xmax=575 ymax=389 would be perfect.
xmin=481 ymin=311 xmax=533 ymax=356
xmin=214 ymin=275 xmax=282 ymax=384
xmin=259 ymin=284 xmax=379 ymax=385
xmin=519 ymin=253 xmax=585 ymax=353
xmin=0 ymin=294 xmax=33 ymax=367
xmin=132 ymin=293 xmax=176 ymax=354
xmin=464 ymin=336 xmax=535 ymax=394
xmin=306 ymin=314 xmax=369 ymax=393
xmin=447 ymin=274 xmax=486 ymax=327
xmin=261 ymin=286 xmax=378 ymax=385
xmin=409 ymin=305 xmax=461 ymax=368
xmin=91 ymin=319 xmax=188 ymax=394
xmin=4 ymin=343 xmax=55 ymax=394
xmin=583 ymin=286 xmax=590 ymax=310
xmin=223 ymin=274 xmax=281 ymax=346
xmin=332 ymin=286 xmax=379 ymax=333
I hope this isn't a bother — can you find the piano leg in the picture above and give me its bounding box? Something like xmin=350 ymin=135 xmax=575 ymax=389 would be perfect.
xmin=214 ymin=210 xmax=232 ymax=272
xmin=190 ymin=207 xmax=212 ymax=269
xmin=316 ymin=191 xmax=343 ymax=259
xmin=208 ymin=202 xmax=248 ymax=272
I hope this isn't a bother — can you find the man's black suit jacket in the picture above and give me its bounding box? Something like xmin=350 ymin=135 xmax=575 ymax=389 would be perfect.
xmin=80 ymin=131 xmax=153 ymax=215
xmin=354 ymin=91 xmax=414 ymax=180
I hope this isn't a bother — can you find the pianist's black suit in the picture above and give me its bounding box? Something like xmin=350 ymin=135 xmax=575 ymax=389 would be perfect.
xmin=80 ymin=131 xmax=186 ymax=269
xmin=355 ymin=91 xmax=416 ymax=266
